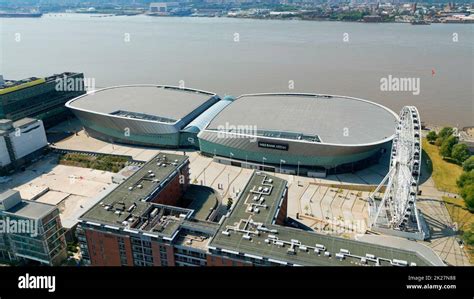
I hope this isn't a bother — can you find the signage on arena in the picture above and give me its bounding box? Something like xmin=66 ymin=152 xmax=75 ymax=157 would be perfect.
xmin=258 ymin=141 xmax=289 ymax=151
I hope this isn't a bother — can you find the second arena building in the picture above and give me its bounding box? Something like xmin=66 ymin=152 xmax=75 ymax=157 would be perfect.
xmin=198 ymin=93 xmax=398 ymax=175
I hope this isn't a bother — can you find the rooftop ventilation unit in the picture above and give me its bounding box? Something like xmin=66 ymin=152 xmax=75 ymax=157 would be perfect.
xmin=150 ymin=208 xmax=159 ymax=218
xmin=127 ymin=204 xmax=137 ymax=212
xmin=392 ymin=259 xmax=408 ymax=266
xmin=316 ymin=244 xmax=325 ymax=250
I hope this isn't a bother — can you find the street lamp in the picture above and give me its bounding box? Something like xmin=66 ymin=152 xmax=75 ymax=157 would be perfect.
xmin=280 ymin=159 xmax=286 ymax=174
xmin=297 ymin=161 xmax=301 ymax=177
xmin=262 ymin=157 xmax=267 ymax=171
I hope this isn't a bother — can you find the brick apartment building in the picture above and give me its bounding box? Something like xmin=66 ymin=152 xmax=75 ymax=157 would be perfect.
xmin=77 ymin=153 xmax=435 ymax=267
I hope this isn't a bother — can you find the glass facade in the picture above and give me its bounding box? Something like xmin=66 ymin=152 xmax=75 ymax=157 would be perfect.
xmin=0 ymin=208 xmax=67 ymax=265
xmin=0 ymin=73 xmax=86 ymax=128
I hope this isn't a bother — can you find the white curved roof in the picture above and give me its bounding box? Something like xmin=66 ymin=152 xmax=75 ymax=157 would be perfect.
xmin=67 ymin=85 xmax=216 ymax=123
xmin=205 ymin=93 xmax=398 ymax=145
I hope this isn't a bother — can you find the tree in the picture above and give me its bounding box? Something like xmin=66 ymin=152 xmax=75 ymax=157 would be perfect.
xmin=426 ymin=131 xmax=437 ymax=143
xmin=463 ymin=156 xmax=474 ymax=172
xmin=457 ymin=171 xmax=474 ymax=189
xmin=451 ymin=143 xmax=471 ymax=164
xmin=460 ymin=184 xmax=474 ymax=212
xmin=434 ymin=137 xmax=443 ymax=146
xmin=439 ymin=135 xmax=458 ymax=157
xmin=463 ymin=224 xmax=474 ymax=246
xmin=438 ymin=127 xmax=454 ymax=141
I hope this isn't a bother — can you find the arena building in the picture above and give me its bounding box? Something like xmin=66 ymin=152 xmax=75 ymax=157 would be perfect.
xmin=65 ymin=85 xmax=225 ymax=148
xmin=67 ymin=88 xmax=399 ymax=175
xmin=198 ymin=93 xmax=398 ymax=175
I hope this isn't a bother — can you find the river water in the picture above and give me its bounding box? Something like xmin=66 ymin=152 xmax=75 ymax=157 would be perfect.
xmin=0 ymin=14 xmax=472 ymax=126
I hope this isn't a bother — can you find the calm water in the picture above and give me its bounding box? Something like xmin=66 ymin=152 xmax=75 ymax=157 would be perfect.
xmin=0 ymin=14 xmax=472 ymax=127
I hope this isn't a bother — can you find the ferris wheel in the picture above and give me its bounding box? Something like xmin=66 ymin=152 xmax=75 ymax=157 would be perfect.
xmin=369 ymin=106 xmax=425 ymax=239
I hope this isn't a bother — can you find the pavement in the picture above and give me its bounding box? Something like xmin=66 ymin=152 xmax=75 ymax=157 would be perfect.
xmin=0 ymin=154 xmax=115 ymax=229
xmin=417 ymin=177 xmax=472 ymax=266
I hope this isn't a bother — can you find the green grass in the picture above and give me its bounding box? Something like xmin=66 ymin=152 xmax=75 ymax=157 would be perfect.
xmin=59 ymin=153 xmax=129 ymax=173
xmin=422 ymin=138 xmax=463 ymax=194
xmin=443 ymin=196 xmax=474 ymax=264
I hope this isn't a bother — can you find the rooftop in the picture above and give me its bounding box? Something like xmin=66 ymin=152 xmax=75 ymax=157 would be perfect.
xmin=0 ymin=117 xmax=40 ymax=135
xmin=80 ymin=152 xmax=189 ymax=230
xmin=67 ymin=85 xmax=216 ymax=123
xmin=210 ymin=171 xmax=433 ymax=266
xmin=206 ymin=93 xmax=398 ymax=145
xmin=3 ymin=200 xmax=56 ymax=220
xmin=183 ymin=185 xmax=219 ymax=222
xmin=0 ymin=72 xmax=81 ymax=95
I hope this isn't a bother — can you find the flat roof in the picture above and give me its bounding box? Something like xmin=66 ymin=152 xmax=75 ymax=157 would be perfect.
xmin=80 ymin=152 xmax=188 ymax=227
xmin=184 ymin=185 xmax=219 ymax=222
xmin=0 ymin=118 xmax=39 ymax=135
xmin=210 ymin=171 xmax=432 ymax=266
xmin=4 ymin=200 xmax=56 ymax=220
xmin=206 ymin=93 xmax=398 ymax=145
xmin=67 ymin=85 xmax=216 ymax=123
